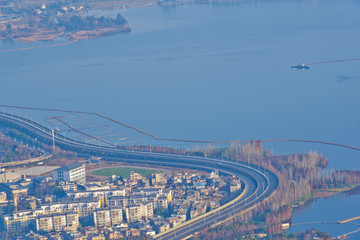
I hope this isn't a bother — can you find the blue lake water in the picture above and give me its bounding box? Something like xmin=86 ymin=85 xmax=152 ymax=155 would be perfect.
xmin=1 ymin=0 xmax=360 ymax=236
xmin=289 ymin=191 xmax=360 ymax=239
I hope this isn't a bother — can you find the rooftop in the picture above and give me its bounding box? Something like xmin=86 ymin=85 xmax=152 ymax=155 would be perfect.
xmin=54 ymin=163 xmax=84 ymax=172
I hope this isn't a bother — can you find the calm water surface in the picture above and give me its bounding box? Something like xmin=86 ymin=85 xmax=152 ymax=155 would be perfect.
xmin=289 ymin=192 xmax=360 ymax=238
xmin=1 ymin=0 xmax=360 ymax=236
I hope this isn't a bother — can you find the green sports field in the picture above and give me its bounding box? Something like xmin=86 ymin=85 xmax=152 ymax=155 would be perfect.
xmin=92 ymin=167 xmax=159 ymax=178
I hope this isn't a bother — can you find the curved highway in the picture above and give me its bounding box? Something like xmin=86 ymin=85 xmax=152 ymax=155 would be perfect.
xmin=0 ymin=112 xmax=278 ymax=239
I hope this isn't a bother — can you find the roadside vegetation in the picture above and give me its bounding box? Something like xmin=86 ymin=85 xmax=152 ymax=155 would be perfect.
xmin=192 ymin=142 xmax=360 ymax=239
xmin=0 ymin=131 xmax=40 ymax=163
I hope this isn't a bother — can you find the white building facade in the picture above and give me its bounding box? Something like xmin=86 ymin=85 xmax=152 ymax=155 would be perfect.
xmin=53 ymin=164 xmax=86 ymax=183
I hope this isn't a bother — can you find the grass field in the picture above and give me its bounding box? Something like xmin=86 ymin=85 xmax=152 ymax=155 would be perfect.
xmin=92 ymin=167 xmax=160 ymax=178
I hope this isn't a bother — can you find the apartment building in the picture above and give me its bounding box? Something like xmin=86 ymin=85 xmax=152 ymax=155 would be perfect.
xmin=140 ymin=201 xmax=153 ymax=220
xmin=93 ymin=209 xmax=111 ymax=228
xmin=3 ymin=210 xmax=35 ymax=232
xmin=125 ymin=201 xmax=154 ymax=223
xmin=93 ymin=207 xmax=123 ymax=228
xmin=67 ymin=188 xmax=126 ymax=199
xmin=36 ymin=215 xmax=53 ymax=232
xmin=110 ymin=207 xmax=123 ymax=226
xmin=40 ymin=198 xmax=101 ymax=218
xmin=156 ymin=196 xmax=169 ymax=209
xmin=126 ymin=204 xmax=141 ymax=222
xmin=132 ymin=188 xmax=162 ymax=196
xmin=36 ymin=212 xmax=79 ymax=232
xmin=108 ymin=196 xmax=127 ymax=208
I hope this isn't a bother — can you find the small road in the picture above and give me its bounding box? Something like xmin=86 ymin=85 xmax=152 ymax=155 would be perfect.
xmin=0 ymin=112 xmax=278 ymax=239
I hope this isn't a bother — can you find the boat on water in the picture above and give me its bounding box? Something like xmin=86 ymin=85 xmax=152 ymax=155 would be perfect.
xmin=291 ymin=62 xmax=310 ymax=69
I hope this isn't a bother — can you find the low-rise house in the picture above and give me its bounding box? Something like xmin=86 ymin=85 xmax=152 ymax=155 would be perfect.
xmin=123 ymin=228 xmax=140 ymax=237
xmin=168 ymin=215 xmax=185 ymax=227
xmin=58 ymin=181 xmax=78 ymax=192
xmin=0 ymin=182 xmax=28 ymax=199
xmin=129 ymin=171 xmax=142 ymax=181
xmin=105 ymin=230 xmax=124 ymax=239
xmin=153 ymin=221 xmax=170 ymax=233
xmin=190 ymin=203 xmax=207 ymax=219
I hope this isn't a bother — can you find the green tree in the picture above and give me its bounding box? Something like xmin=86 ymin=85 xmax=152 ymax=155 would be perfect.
xmin=116 ymin=14 xmax=126 ymax=25
xmin=6 ymin=23 xmax=12 ymax=34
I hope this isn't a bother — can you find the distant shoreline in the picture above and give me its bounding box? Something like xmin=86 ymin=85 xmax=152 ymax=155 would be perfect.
xmin=0 ymin=25 xmax=131 ymax=43
xmin=0 ymin=0 xmax=250 ymax=44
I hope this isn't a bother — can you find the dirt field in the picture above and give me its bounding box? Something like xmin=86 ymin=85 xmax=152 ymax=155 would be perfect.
xmin=11 ymin=166 xmax=60 ymax=177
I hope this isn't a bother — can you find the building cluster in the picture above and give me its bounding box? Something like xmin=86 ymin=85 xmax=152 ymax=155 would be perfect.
xmin=0 ymin=162 xmax=243 ymax=239
xmin=33 ymin=3 xmax=85 ymax=16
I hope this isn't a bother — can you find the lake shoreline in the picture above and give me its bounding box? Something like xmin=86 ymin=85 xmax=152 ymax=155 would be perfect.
xmin=0 ymin=24 xmax=131 ymax=43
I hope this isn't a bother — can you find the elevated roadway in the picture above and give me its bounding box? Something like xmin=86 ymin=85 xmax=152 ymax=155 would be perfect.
xmin=0 ymin=112 xmax=278 ymax=239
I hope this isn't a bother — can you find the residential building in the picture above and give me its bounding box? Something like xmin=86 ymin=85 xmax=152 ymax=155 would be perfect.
xmin=129 ymin=171 xmax=142 ymax=181
xmin=52 ymin=214 xmax=66 ymax=231
xmin=0 ymin=191 xmax=7 ymax=202
xmin=0 ymin=182 xmax=28 ymax=199
xmin=154 ymin=172 xmax=166 ymax=184
xmin=93 ymin=208 xmax=111 ymax=228
xmin=36 ymin=215 xmax=53 ymax=232
xmin=110 ymin=207 xmax=123 ymax=226
xmin=108 ymin=196 xmax=127 ymax=208
xmin=36 ymin=212 xmax=79 ymax=232
xmin=156 ymin=196 xmax=168 ymax=209
xmin=126 ymin=204 xmax=141 ymax=222
xmin=0 ymin=171 xmax=21 ymax=183
xmin=140 ymin=201 xmax=153 ymax=220
xmin=65 ymin=212 xmax=80 ymax=231
xmin=58 ymin=181 xmax=78 ymax=192
xmin=4 ymin=210 xmax=35 ymax=232
xmin=52 ymin=164 xmax=86 ymax=183
xmin=93 ymin=207 xmax=123 ymax=228
xmin=123 ymin=228 xmax=140 ymax=237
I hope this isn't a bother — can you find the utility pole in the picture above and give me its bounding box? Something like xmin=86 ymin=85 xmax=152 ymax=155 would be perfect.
xmin=52 ymin=129 xmax=55 ymax=152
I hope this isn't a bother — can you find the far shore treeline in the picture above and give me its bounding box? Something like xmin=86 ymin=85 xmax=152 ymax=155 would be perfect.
xmin=58 ymin=14 xmax=127 ymax=31
xmin=0 ymin=1 xmax=130 ymax=42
